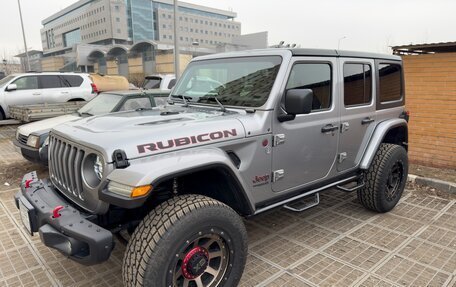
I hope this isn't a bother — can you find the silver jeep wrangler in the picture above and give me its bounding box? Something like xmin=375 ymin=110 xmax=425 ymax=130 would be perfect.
xmin=15 ymin=48 xmax=409 ymax=287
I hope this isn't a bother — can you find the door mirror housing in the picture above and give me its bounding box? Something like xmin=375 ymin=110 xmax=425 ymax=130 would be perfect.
xmin=6 ymin=84 xmax=17 ymax=91
xmin=278 ymin=89 xmax=314 ymax=122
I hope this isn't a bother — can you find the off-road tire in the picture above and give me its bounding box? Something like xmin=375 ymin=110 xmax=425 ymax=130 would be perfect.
xmin=358 ymin=143 xmax=408 ymax=213
xmin=0 ymin=107 xmax=5 ymax=121
xmin=122 ymin=194 xmax=248 ymax=287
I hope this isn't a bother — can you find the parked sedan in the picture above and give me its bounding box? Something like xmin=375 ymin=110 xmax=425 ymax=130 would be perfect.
xmin=14 ymin=90 xmax=168 ymax=165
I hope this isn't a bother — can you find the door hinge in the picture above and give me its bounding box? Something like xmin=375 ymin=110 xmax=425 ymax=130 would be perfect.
xmin=272 ymin=169 xmax=285 ymax=182
xmin=341 ymin=122 xmax=350 ymax=133
xmin=273 ymin=134 xmax=285 ymax=147
xmin=338 ymin=152 xmax=347 ymax=163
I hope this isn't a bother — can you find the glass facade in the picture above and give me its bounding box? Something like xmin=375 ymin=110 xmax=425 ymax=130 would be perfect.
xmin=63 ymin=29 xmax=81 ymax=47
xmin=127 ymin=0 xmax=155 ymax=42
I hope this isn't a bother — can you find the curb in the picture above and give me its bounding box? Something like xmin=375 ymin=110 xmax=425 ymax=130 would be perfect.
xmin=0 ymin=120 xmax=21 ymax=126
xmin=408 ymin=174 xmax=456 ymax=194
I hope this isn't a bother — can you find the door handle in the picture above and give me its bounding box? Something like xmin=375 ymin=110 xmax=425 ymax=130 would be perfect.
xmin=361 ymin=117 xmax=375 ymax=125
xmin=32 ymin=93 xmax=41 ymax=95
xmin=61 ymin=91 xmax=69 ymax=94
xmin=321 ymin=124 xmax=339 ymax=133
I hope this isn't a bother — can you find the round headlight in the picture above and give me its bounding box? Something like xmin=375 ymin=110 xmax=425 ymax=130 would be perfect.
xmin=82 ymin=153 xmax=104 ymax=188
xmin=94 ymin=156 xmax=103 ymax=180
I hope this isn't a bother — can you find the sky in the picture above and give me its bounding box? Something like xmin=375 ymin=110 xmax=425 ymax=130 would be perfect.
xmin=1 ymin=0 xmax=456 ymax=61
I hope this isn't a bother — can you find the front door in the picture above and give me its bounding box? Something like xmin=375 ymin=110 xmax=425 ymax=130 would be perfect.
xmin=337 ymin=58 xmax=376 ymax=172
xmin=4 ymin=75 xmax=42 ymax=107
xmin=272 ymin=58 xmax=339 ymax=192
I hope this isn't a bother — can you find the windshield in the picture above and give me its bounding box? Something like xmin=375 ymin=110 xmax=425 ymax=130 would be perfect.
xmin=144 ymin=77 xmax=162 ymax=89
xmin=78 ymin=93 xmax=123 ymax=115
xmin=172 ymin=56 xmax=282 ymax=108
xmin=0 ymin=75 xmax=15 ymax=88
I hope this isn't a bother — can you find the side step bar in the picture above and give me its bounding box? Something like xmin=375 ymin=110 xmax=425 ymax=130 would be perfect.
xmin=336 ymin=181 xmax=365 ymax=192
xmin=284 ymin=193 xmax=319 ymax=212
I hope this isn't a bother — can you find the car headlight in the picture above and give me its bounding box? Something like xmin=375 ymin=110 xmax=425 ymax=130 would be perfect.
xmin=82 ymin=153 xmax=105 ymax=188
xmin=94 ymin=156 xmax=103 ymax=180
xmin=26 ymin=135 xmax=40 ymax=148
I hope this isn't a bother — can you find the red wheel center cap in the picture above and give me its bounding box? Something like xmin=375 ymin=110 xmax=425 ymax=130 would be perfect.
xmin=181 ymin=247 xmax=209 ymax=279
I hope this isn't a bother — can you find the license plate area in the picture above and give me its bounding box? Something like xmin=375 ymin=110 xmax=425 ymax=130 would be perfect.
xmin=19 ymin=197 xmax=34 ymax=236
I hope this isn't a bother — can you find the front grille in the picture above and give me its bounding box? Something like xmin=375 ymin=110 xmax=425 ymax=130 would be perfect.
xmin=49 ymin=134 xmax=85 ymax=200
xmin=18 ymin=134 xmax=28 ymax=145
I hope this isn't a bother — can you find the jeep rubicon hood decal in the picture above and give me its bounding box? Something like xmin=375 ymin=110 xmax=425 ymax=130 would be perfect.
xmin=52 ymin=106 xmax=246 ymax=160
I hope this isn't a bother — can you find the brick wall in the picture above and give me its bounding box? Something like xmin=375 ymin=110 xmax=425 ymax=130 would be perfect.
xmin=402 ymin=53 xmax=456 ymax=169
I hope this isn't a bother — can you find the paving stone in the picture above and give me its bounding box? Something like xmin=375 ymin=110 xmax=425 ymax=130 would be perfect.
xmin=370 ymin=213 xmax=423 ymax=236
xmin=251 ymin=235 xmax=313 ymax=268
xmin=0 ymin=246 xmax=40 ymax=279
xmin=239 ymin=255 xmax=280 ymax=287
xmin=0 ymin=214 xmax=15 ymax=231
xmin=398 ymin=239 xmax=456 ymax=274
xmin=333 ymin=202 xmax=378 ymax=221
xmin=0 ymin=267 xmax=54 ymax=287
xmin=306 ymin=210 xmax=363 ymax=234
xmin=403 ymin=195 xmax=450 ymax=210
xmin=433 ymin=209 xmax=456 ymax=231
xmin=281 ymin=223 xmax=339 ymax=250
xmin=292 ymin=253 xmax=366 ymax=286
xmin=252 ymin=209 xmax=300 ymax=232
xmin=323 ymin=237 xmax=388 ymax=271
xmin=264 ymin=272 xmax=313 ymax=287
xmin=374 ymin=255 xmax=451 ymax=286
xmin=349 ymin=224 xmax=408 ymax=251
xmin=390 ymin=202 xmax=439 ymax=223
xmin=417 ymin=225 xmax=456 ymax=250
xmin=0 ymin=229 xmax=27 ymax=253
xmin=244 ymin=220 xmax=272 ymax=245
xmin=358 ymin=275 xmax=398 ymax=287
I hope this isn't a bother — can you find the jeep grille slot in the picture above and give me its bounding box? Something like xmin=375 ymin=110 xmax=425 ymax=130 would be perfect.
xmin=49 ymin=134 xmax=85 ymax=200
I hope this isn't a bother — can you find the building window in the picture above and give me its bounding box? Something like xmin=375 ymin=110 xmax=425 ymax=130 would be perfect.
xmin=168 ymin=14 xmax=171 ymax=19
xmin=114 ymin=5 xmax=119 ymax=12
xmin=163 ymin=35 xmax=167 ymax=39
xmin=116 ymin=17 xmax=120 ymax=22
xmin=180 ymin=36 xmax=183 ymax=41
xmin=162 ymin=24 xmax=166 ymax=28
xmin=195 ymin=29 xmax=198 ymax=33
xmin=200 ymin=20 xmax=203 ymax=24
xmin=117 ymin=28 xmax=121 ymax=33
xmin=162 ymin=13 xmax=166 ymax=18
xmin=179 ymin=16 xmax=182 ymax=20
xmin=185 ymin=17 xmax=188 ymax=21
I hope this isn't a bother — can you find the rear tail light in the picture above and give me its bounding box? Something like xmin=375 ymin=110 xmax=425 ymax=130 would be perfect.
xmin=400 ymin=110 xmax=410 ymax=122
xmin=91 ymin=83 xmax=99 ymax=94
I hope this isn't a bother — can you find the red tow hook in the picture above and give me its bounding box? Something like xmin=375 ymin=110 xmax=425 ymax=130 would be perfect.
xmin=52 ymin=206 xmax=64 ymax=218
xmin=25 ymin=179 xmax=33 ymax=188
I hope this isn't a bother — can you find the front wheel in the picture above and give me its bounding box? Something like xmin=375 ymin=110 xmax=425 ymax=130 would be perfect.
xmin=358 ymin=143 xmax=408 ymax=212
xmin=122 ymin=194 xmax=248 ymax=287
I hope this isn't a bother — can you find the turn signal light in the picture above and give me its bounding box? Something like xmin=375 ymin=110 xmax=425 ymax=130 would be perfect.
xmin=131 ymin=185 xmax=152 ymax=198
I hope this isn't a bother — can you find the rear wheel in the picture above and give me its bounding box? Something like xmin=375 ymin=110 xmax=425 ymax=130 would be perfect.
xmin=358 ymin=143 xmax=408 ymax=212
xmin=0 ymin=107 xmax=5 ymax=120
xmin=122 ymin=194 xmax=248 ymax=287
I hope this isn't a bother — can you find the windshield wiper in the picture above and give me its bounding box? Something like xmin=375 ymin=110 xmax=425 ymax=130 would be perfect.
xmin=79 ymin=112 xmax=93 ymax=117
xmin=201 ymin=95 xmax=226 ymax=112
xmin=171 ymin=94 xmax=192 ymax=107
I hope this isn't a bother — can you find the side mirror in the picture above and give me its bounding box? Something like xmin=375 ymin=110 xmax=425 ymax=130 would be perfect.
xmin=6 ymin=84 xmax=17 ymax=91
xmin=278 ymin=89 xmax=314 ymax=122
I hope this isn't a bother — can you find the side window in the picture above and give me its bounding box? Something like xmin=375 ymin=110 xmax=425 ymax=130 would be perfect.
xmin=286 ymin=63 xmax=332 ymax=111
xmin=62 ymin=75 xmax=83 ymax=87
xmin=344 ymin=63 xmax=372 ymax=106
xmin=118 ymin=97 xmax=152 ymax=111
xmin=12 ymin=76 xmax=39 ymax=90
xmin=167 ymin=79 xmax=176 ymax=89
xmin=379 ymin=63 xmax=402 ymax=102
xmin=40 ymin=75 xmax=64 ymax=89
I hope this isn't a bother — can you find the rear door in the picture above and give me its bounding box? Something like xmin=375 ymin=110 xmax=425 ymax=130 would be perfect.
xmin=39 ymin=75 xmax=70 ymax=103
xmin=337 ymin=58 xmax=376 ymax=172
xmin=61 ymin=75 xmax=90 ymax=100
xmin=4 ymin=75 xmax=42 ymax=107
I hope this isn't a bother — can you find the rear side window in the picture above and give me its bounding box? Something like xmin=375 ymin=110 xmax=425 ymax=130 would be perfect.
xmin=286 ymin=63 xmax=332 ymax=111
xmin=379 ymin=64 xmax=402 ymax=102
xmin=40 ymin=75 xmax=64 ymax=89
xmin=144 ymin=77 xmax=161 ymax=89
xmin=62 ymin=75 xmax=83 ymax=87
xmin=344 ymin=63 xmax=372 ymax=106
xmin=12 ymin=76 xmax=39 ymax=90
xmin=167 ymin=79 xmax=176 ymax=89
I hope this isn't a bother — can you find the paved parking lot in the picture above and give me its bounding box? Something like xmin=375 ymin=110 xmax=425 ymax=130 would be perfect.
xmin=0 ymin=125 xmax=455 ymax=287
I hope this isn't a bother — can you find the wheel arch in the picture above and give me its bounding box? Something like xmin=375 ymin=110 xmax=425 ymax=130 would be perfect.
xmin=68 ymin=98 xmax=85 ymax=102
xmin=360 ymin=119 xmax=408 ymax=170
xmin=104 ymin=148 xmax=255 ymax=216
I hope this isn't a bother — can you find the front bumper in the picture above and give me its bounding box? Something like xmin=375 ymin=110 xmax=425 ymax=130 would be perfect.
xmin=13 ymin=139 xmax=48 ymax=165
xmin=14 ymin=172 xmax=114 ymax=265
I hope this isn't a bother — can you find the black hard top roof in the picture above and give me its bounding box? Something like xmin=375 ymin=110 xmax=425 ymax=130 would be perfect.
xmin=290 ymin=48 xmax=401 ymax=61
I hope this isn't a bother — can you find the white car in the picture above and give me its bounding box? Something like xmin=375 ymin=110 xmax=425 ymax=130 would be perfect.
xmin=143 ymin=74 xmax=176 ymax=91
xmin=0 ymin=72 xmax=96 ymax=120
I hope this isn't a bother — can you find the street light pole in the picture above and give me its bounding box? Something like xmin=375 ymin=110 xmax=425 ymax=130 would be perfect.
xmin=17 ymin=0 xmax=30 ymax=71
xmin=173 ymin=0 xmax=180 ymax=79
xmin=338 ymin=36 xmax=347 ymax=50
